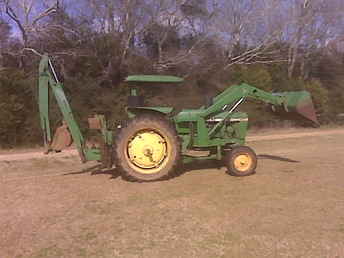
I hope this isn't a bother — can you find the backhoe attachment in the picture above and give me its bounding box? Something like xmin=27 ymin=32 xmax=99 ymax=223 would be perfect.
xmin=38 ymin=54 xmax=113 ymax=164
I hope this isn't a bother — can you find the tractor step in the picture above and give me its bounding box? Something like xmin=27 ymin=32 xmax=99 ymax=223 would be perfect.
xmin=183 ymin=150 xmax=210 ymax=157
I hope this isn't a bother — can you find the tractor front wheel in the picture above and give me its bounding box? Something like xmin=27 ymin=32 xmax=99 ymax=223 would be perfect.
xmin=114 ymin=114 xmax=181 ymax=182
xmin=224 ymin=146 xmax=257 ymax=177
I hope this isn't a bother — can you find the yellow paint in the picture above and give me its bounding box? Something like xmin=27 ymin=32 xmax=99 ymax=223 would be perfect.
xmin=234 ymin=154 xmax=252 ymax=172
xmin=127 ymin=129 xmax=170 ymax=174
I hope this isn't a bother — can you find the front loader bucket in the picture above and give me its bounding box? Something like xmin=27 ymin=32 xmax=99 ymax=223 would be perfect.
xmin=282 ymin=91 xmax=319 ymax=126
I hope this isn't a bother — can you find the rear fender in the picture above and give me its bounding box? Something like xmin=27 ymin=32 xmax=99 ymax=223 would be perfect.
xmin=126 ymin=107 xmax=174 ymax=118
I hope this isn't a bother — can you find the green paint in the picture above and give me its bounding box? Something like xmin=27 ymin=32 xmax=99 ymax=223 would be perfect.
xmin=125 ymin=75 xmax=184 ymax=83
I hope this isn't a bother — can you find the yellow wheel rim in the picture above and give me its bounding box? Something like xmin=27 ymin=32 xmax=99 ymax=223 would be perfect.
xmin=234 ymin=154 xmax=252 ymax=172
xmin=127 ymin=129 xmax=169 ymax=174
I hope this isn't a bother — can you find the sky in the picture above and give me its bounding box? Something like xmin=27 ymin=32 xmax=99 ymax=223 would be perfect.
xmin=2 ymin=0 xmax=344 ymax=48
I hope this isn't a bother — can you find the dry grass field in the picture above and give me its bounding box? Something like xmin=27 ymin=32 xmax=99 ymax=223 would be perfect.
xmin=1 ymin=128 xmax=344 ymax=258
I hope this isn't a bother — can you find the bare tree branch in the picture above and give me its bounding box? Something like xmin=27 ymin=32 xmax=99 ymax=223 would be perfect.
xmin=4 ymin=0 xmax=59 ymax=46
xmin=32 ymin=3 xmax=59 ymax=26
xmin=5 ymin=2 xmax=28 ymax=44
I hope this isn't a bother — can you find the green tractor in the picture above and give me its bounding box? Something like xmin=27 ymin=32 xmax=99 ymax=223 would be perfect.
xmin=38 ymin=54 xmax=319 ymax=182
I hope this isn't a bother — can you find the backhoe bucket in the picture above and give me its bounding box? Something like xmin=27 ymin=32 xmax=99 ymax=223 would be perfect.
xmin=281 ymin=91 xmax=319 ymax=126
xmin=50 ymin=122 xmax=73 ymax=152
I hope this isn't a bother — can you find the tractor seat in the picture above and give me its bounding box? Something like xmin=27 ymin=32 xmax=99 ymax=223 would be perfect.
xmin=128 ymin=95 xmax=145 ymax=107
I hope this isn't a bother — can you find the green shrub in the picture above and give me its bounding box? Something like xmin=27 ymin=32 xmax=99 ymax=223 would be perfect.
xmin=230 ymin=65 xmax=273 ymax=91
xmin=0 ymin=69 xmax=40 ymax=147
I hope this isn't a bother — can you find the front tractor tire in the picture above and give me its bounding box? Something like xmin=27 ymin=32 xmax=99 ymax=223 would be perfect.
xmin=114 ymin=114 xmax=181 ymax=182
xmin=225 ymin=146 xmax=257 ymax=177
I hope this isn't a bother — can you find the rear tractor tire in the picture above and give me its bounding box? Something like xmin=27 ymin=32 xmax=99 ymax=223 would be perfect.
xmin=224 ymin=146 xmax=257 ymax=177
xmin=114 ymin=114 xmax=181 ymax=182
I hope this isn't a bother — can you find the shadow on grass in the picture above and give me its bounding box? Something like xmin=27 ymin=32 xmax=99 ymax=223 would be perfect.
xmin=182 ymin=153 xmax=299 ymax=172
xmin=181 ymin=160 xmax=222 ymax=174
xmin=63 ymin=164 xmax=121 ymax=179
xmin=179 ymin=154 xmax=299 ymax=177
xmin=258 ymin=154 xmax=300 ymax=163
xmin=62 ymin=154 xmax=299 ymax=182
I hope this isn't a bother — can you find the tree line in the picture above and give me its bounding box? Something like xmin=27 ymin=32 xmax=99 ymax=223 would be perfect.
xmin=0 ymin=0 xmax=344 ymax=147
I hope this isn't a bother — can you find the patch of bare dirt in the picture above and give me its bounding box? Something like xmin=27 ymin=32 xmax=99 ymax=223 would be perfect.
xmin=247 ymin=128 xmax=344 ymax=142
xmin=1 ymin=128 xmax=343 ymax=162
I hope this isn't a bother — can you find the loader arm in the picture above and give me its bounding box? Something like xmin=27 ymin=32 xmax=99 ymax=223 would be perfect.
xmin=38 ymin=55 xmax=100 ymax=162
xmin=203 ymin=83 xmax=318 ymax=125
xmin=192 ymin=82 xmax=319 ymax=141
